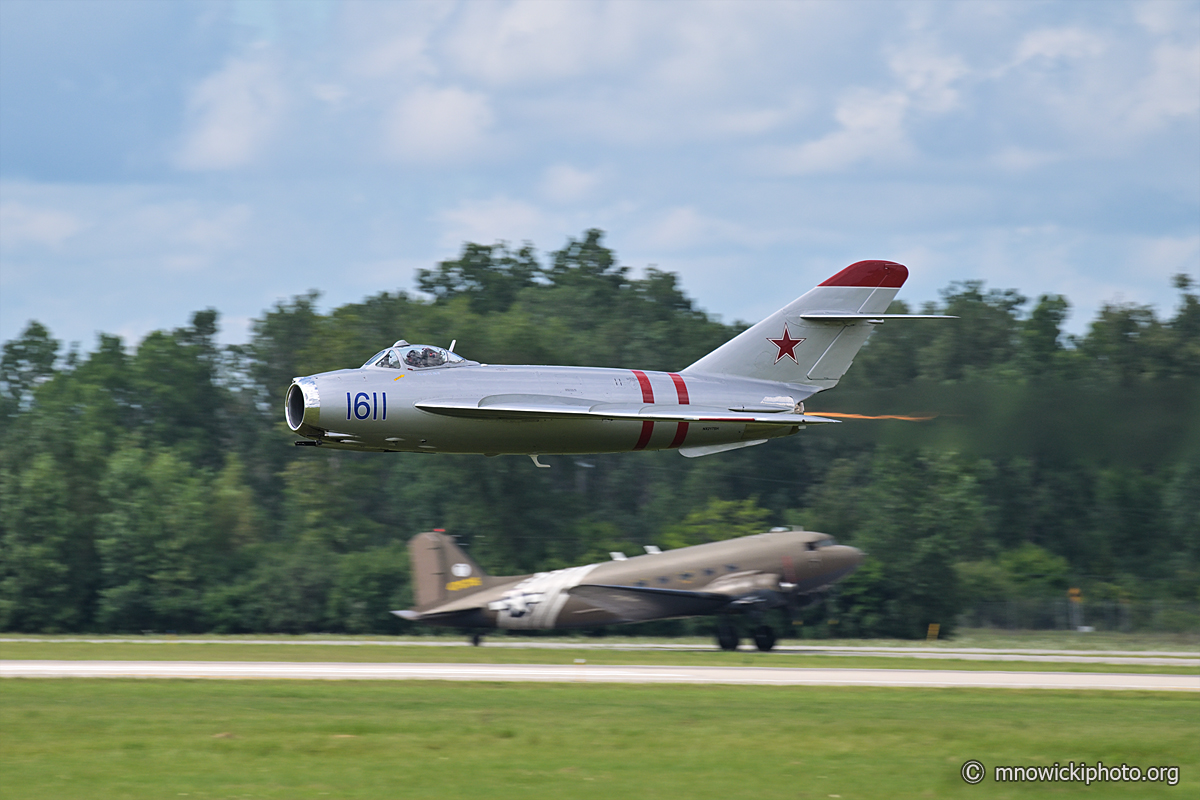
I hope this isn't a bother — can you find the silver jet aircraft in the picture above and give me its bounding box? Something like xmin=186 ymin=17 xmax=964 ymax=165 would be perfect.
xmin=286 ymin=260 xmax=947 ymax=459
xmin=393 ymin=527 xmax=864 ymax=650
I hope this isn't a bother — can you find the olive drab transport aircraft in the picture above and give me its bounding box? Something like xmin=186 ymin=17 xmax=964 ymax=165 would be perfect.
xmin=393 ymin=527 xmax=864 ymax=650
xmin=285 ymin=260 xmax=951 ymax=461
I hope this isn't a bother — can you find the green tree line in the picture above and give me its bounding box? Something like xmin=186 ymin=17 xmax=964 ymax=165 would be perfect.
xmin=2 ymin=230 xmax=1197 ymax=637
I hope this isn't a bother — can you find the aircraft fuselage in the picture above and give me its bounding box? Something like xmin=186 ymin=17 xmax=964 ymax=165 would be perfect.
xmin=288 ymin=363 xmax=821 ymax=455
xmin=402 ymin=528 xmax=864 ymax=633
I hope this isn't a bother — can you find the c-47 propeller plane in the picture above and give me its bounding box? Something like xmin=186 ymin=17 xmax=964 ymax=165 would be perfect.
xmin=393 ymin=527 xmax=864 ymax=650
xmin=286 ymin=260 xmax=950 ymax=460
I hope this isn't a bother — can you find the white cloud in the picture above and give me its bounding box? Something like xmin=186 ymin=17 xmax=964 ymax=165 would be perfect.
xmin=436 ymin=1 xmax=828 ymax=149
xmin=1133 ymin=0 xmax=1193 ymax=37
xmin=539 ymin=164 xmax=602 ymax=204
xmin=443 ymin=0 xmax=640 ymax=85
xmin=176 ymin=51 xmax=288 ymax=171
xmin=180 ymin=205 xmax=253 ymax=249
xmin=0 ymin=202 xmax=85 ymax=247
xmin=1132 ymin=234 xmax=1200 ymax=284
xmin=3 ymin=1 xmax=1197 ymax=349
xmin=436 ymin=196 xmax=547 ymax=249
xmin=634 ymin=206 xmax=749 ymax=251
xmin=1011 ymin=27 xmax=1107 ymax=65
xmin=383 ymin=86 xmax=495 ymax=163
xmin=768 ymin=44 xmax=967 ymax=175
xmin=117 ymin=201 xmax=251 ymax=258
xmin=1127 ymin=42 xmax=1200 ymax=132
xmin=990 ymin=147 xmax=1060 ymax=172
xmin=707 ymin=107 xmax=795 ymax=137
xmin=343 ymin=1 xmax=454 ymax=79
xmin=775 ymin=88 xmax=912 ymax=174
xmin=641 ymin=207 xmax=712 ymax=250
xmin=889 ymin=50 xmax=968 ymax=114
xmin=992 ymin=22 xmax=1199 ymax=152
xmin=311 ymin=83 xmax=348 ymax=105
xmin=161 ymin=254 xmax=207 ymax=274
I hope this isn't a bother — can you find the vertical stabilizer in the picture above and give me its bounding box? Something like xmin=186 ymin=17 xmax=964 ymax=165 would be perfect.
xmin=682 ymin=260 xmax=908 ymax=389
xmin=408 ymin=531 xmax=491 ymax=611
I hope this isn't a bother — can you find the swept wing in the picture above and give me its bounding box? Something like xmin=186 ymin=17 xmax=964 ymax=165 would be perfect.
xmin=415 ymin=393 xmax=838 ymax=426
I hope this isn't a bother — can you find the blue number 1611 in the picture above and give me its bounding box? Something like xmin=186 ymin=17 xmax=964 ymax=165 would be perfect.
xmin=347 ymin=392 xmax=386 ymax=420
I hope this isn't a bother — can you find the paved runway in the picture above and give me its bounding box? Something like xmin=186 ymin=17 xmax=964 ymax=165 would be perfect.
xmin=5 ymin=638 xmax=1197 ymax=666
xmin=3 ymin=660 xmax=1196 ymax=690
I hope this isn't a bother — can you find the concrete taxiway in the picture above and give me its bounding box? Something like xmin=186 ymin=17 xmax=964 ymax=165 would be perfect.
xmin=2 ymin=660 xmax=1196 ymax=690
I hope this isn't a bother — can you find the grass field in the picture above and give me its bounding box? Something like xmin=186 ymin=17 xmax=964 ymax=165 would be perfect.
xmin=912 ymin=628 xmax=1200 ymax=651
xmin=2 ymin=638 xmax=1196 ymax=675
xmin=1 ymin=679 xmax=1196 ymax=800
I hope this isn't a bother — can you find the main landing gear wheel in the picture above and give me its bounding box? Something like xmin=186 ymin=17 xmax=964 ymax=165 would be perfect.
xmin=716 ymin=620 xmax=739 ymax=651
xmin=753 ymin=625 xmax=777 ymax=652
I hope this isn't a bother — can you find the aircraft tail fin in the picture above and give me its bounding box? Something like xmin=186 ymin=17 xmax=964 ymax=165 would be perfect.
xmin=408 ymin=530 xmax=492 ymax=611
xmin=683 ymin=260 xmax=932 ymax=389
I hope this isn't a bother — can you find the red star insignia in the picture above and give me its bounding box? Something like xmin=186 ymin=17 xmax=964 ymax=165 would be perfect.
xmin=767 ymin=324 xmax=805 ymax=364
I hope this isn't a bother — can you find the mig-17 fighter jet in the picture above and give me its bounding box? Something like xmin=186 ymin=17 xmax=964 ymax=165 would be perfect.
xmin=285 ymin=260 xmax=949 ymax=459
xmin=393 ymin=527 xmax=864 ymax=650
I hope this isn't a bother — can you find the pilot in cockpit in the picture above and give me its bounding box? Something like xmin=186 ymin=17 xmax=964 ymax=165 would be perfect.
xmin=365 ymin=340 xmax=467 ymax=370
xmin=405 ymin=347 xmax=446 ymax=368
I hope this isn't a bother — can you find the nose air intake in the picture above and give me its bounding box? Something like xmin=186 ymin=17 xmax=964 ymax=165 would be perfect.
xmin=286 ymin=380 xmax=320 ymax=432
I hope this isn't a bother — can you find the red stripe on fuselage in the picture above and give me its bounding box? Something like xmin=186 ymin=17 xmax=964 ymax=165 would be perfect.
xmin=669 ymin=372 xmax=689 ymax=404
xmin=628 ymin=369 xmax=657 ymax=450
xmin=633 ymin=420 xmax=655 ymax=451
xmin=630 ymin=371 xmax=657 ymax=451
xmin=629 ymin=371 xmax=692 ymax=450
xmin=632 ymin=370 xmax=654 ymax=403
xmin=668 ymin=373 xmax=689 ymax=448
xmin=668 ymin=421 xmax=689 ymax=449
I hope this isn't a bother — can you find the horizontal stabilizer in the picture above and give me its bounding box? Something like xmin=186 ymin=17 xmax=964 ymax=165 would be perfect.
xmin=390 ymin=607 xmax=490 ymax=627
xmin=567 ymin=584 xmax=733 ymax=623
xmin=799 ymin=314 xmax=958 ymax=321
xmin=417 ymin=395 xmax=839 ymax=426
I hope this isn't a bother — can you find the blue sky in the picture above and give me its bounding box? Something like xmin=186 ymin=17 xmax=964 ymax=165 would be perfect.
xmin=1 ymin=0 xmax=1197 ymax=351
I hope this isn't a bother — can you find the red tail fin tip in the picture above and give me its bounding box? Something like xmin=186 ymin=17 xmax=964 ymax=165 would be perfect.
xmin=819 ymin=260 xmax=907 ymax=289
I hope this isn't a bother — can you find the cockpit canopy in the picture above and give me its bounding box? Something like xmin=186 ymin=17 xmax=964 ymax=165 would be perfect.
xmin=361 ymin=340 xmax=467 ymax=370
